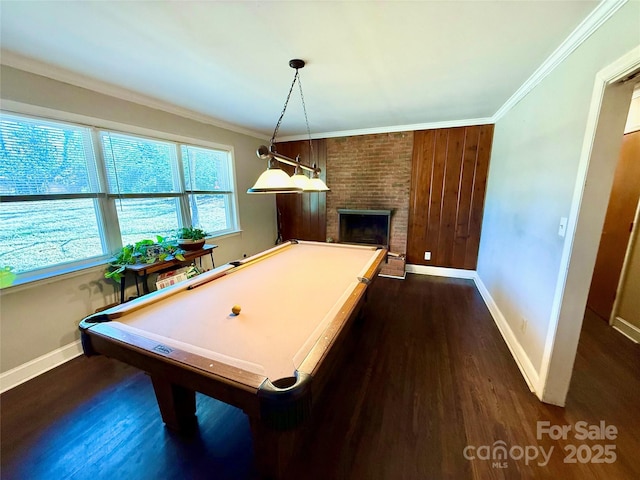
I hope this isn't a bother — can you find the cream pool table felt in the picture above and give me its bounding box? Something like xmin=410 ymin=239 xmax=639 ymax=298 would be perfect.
xmin=80 ymin=240 xmax=387 ymax=478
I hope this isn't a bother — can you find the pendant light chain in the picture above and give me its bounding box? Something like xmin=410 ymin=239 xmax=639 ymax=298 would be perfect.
xmin=269 ymin=69 xmax=300 ymax=148
xmin=297 ymin=74 xmax=314 ymax=162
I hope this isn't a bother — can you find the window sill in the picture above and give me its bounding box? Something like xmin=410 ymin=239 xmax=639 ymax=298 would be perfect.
xmin=1 ymin=259 xmax=110 ymax=295
xmin=1 ymin=230 xmax=243 ymax=295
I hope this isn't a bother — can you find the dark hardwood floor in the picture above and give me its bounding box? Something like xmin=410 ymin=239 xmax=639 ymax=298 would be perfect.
xmin=2 ymin=274 xmax=639 ymax=479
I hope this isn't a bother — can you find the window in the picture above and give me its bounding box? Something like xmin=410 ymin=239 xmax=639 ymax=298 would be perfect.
xmin=0 ymin=112 xmax=238 ymax=280
xmin=102 ymin=132 xmax=182 ymax=245
xmin=181 ymin=145 xmax=236 ymax=237
xmin=0 ymin=115 xmax=105 ymax=274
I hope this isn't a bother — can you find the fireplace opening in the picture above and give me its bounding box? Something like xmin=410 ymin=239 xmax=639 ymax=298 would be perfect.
xmin=338 ymin=209 xmax=391 ymax=247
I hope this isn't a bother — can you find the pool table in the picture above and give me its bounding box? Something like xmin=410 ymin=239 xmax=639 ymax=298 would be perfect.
xmin=80 ymin=240 xmax=386 ymax=478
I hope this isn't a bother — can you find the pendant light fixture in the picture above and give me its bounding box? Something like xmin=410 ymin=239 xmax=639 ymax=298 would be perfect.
xmin=247 ymin=59 xmax=329 ymax=194
xmin=291 ymin=162 xmax=312 ymax=190
xmin=308 ymin=169 xmax=330 ymax=192
xmin=247 ymin=157 xmax=303 ymax=194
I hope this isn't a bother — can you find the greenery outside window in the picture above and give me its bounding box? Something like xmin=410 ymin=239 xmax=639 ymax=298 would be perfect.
xmin=181 ymin=145 xmax=236 ymax=236
xmin=0 ymin=111 xmax=238 ymax=282
xmin=101 ymin=132 xmax=182 ymax=245
xmin=0 ymin=115 xmax=105 ymax=274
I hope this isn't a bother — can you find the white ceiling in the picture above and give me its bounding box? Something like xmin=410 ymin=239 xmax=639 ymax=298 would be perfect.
xmin=1 ymin=1 xmax=601 ymax=140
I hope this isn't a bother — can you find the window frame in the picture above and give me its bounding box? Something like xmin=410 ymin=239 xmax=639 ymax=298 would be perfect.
xmin=0 ymin=108 xmax=241 ymax=287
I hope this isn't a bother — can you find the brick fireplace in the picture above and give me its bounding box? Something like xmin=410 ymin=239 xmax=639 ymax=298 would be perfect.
xmin=278 ymin=125 xmax=491 ymax=276
xmin=338 ymin=209 xmax=391 ymax=247
xmin=326 ymin=132 xmax=413 ymax=277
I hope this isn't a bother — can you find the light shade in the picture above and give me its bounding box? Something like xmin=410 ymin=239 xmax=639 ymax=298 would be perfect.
xmin=247 ymin=167 xmax=303 ymax=194
xmin=306 ymin=174 xmax=330 ymax=192
xmin=291 ymin=172 xmax=313 ymax=190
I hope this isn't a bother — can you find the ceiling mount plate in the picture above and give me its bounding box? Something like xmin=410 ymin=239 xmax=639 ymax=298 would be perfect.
xmin=289 ymin=59 xmax=305 ymax=70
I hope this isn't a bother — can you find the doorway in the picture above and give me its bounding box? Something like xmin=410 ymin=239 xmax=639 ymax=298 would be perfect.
xmin=586 ymin=93 xmax=640 ymax=333
xmin=538 ymin=46 xmax=640 ymax=406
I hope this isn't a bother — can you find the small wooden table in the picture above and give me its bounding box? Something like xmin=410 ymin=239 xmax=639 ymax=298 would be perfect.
xmin=120 ymin=244 xmax=217 ymax=303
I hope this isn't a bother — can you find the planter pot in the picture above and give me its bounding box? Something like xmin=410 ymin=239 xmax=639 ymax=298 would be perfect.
xmin=178 ymin=238 xmax=206 ymax=251
xmin=0 ymin=267 xmax=16 ymax=288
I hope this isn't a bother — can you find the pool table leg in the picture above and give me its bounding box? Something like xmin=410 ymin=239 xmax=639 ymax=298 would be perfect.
xmin=249 ymin=417 xmax=298 ymax=479
xmin=150 ymin=376 xmax=197 ymax=431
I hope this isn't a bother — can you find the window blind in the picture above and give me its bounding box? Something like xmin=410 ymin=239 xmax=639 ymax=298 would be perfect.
xmin=0 ymin=114 xmax=97 ymax=197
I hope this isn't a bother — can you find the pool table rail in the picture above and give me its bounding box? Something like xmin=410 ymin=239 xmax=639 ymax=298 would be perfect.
xmin=296 ymin=247 xmax=386 ymax=378
xmin=81 ymin=319 xmax=263 ymax=386
xmin=80 ymin=320 xmax=267 ymax=416
xmin=80 ymin=310 xmax=325 ymax=432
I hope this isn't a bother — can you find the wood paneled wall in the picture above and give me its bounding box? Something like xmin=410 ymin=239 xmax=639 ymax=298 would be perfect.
xmin=274 ymin=139 xmax=327 ymax=242
xmin=276 ymin=126 xmax=493 ymax=270
xmin=407 ymin=125 xmax=493 ymax=269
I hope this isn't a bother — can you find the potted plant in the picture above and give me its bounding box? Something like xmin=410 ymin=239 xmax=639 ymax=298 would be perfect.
xmin=105 ymin=236 xmax=185 ymax=283
xmin=0 ymin=266 xmax=16 ymax=288
xmin=176 ymin=226 xmax=208 ymax=251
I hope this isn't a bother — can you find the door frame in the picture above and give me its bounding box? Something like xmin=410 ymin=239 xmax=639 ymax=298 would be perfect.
xmin=538 ymin=45 xmax=640 ymax=406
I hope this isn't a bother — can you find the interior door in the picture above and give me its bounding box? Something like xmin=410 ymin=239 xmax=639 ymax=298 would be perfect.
xmin=587 ymin=129 xmax=640 ymax=321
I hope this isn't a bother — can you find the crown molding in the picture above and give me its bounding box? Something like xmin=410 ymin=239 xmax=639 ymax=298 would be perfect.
xmin=1 ymin=50 xmax=492 ymax=141
xmin=0 ymin=50 xmax=268 ymax=141
xmin=0 ymin=0 xmax=625 ymax=142
xmin=492 ymin=0 xmax=628 ymax=122
xmin=279 ymin=116 xmax=495 ymax=142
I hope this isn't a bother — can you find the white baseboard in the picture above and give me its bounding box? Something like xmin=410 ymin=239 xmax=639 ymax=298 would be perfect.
xmin=0 ymin=340 xmax=83 ymax=393
xmin=473 ymin=276 xmax=540 ymax=394
xmin=0 ymin=269 xmax=543 ymax=398
xmin=612 ymin=316 xmax=640 ymax=343
xmin=405 ymin=264 xmax=476 ymax=279
xmin=406 ymin=263 xmax=540 ymax=394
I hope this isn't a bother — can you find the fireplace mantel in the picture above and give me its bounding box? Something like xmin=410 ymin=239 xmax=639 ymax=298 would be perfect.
xmin=337 ymin=209 xmax=393 ymax=216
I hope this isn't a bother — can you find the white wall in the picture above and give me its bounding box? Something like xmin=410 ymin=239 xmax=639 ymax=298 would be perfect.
xmin=624 ymin=91 xmax=640 ymax=133
xmin=0 ymin=66 xmax=277 ymax=377
xmin=476 ymin=1 xmax=639 ymax=401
